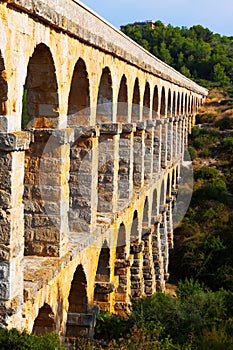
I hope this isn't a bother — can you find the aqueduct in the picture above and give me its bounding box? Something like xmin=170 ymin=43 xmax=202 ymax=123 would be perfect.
xmin=0 ymin=0 xmax=208 ymax=340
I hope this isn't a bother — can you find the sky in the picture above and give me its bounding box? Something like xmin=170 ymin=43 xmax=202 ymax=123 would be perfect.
xmin=80 ymin=0 xmax=233 ymax=36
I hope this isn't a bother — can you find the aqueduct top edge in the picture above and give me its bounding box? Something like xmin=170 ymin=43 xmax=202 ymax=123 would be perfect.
xmin=6 ymin=0 xmax=208 ymax=96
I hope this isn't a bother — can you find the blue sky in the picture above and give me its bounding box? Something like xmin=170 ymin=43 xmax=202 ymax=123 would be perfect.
xmin=80 ymin=0 xmax=233 ymax=36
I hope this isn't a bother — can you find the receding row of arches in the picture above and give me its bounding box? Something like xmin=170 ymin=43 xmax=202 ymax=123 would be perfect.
xmin=31 ymin=165 xmax=178 ymax=336
xmin=0 ymin=45 xmax=202 ymax=129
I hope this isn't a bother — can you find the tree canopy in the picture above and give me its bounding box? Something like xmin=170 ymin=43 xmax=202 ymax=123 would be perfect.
xmin=121 ymin=21 xmax=233 ymax=85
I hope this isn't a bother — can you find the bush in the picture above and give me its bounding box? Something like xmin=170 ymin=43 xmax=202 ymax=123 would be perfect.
xmin=215 ymin=117 xmax=233 ymax=130
xmin=0 ymin=329 xmax=65 ymax=350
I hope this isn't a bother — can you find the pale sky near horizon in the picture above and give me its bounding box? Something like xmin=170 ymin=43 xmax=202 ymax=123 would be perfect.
xmin=80 ymin=0 xmax=233 ymax=36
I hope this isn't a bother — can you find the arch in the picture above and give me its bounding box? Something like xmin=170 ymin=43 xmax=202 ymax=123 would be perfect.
xmin=131 ymin=210 xmax=139 ymax=242
xmin=67 ymin=58 xmax=90 ymax=126
xmin=0 ymin=50 xmax=7 ymax=116
xmin=143 ymin=82 xmax=150 ymax=120
xmin=131 ymin=78 xmax=140 ymax=122
xmin=22 ymin=43 xmax=59 ymax=129
xmin=160 ymin=180 xmax=165 ymax=210
xmin=172 ymin=91 xmax=176 ymax=117
xmin=177 ymin=92 xmax=180 ymax=115
xmin=152 ymin=85 xmax=159 ymax=119
xmin=181 ymin=92 xmax=184 ymax=115
xmin=117 ymin=74 xmax=128 ymax=122
xmin=184 ymin=93 xmax=188 ymax=115
xmin=167 ymin=89 xmax=171 ymax=117
xmin=190 ymin=95 xmax=193 ymax=114
xmin=116 ymin=223 xmax=126 ymax=259
xmin=66 ymin=265 xmax=88 ymax=339
xmin=96 ymin=67 xmax=113 ymax=123
xmin=142 ymin=197 xmax=149 ymax=227
xmin=67 ymin=265 xmax=88 ymax=313
xmin=95 ymin=242 xmax=110 ymax=283
xmin=32 ymin=303 xmax=55 ymax=335
xmin=152 ymin=188 xmax=158 ymax=217
xmin=160 ymin=86 xmax=166 ymax=117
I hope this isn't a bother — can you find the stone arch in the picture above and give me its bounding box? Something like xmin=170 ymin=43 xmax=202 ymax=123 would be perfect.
xmin=131 ymin=78 xmax=140 ymax=122
xmin=117 ymin=74 xmax=128 ymax=122
xmin=22 ymin=43 xmax=59 ymax=129
xmin=67 ymin=265 xmax=88 ymax=313
xmin=142 ymin=196 xmax=149 ymax=227
xmin=143 ymin=82 xmax=150 ymax=120
xmin=152 ymin=85 xmax=159 ymax=119
xmin=32 ymin=303 xmax=55 ymax=335
xmin=0 ymin=50 xmax=7 ymax=116
xmin=151 ymin=188 xmax=158 ymax=218
xmin=184 ymin=93 xmax=188 ymax=114
xmin=116 ymin=223 xmax=126 ymax=259
xmin=160 ymin=86 xmax=166 ymax=117
xmin=95 ymin=242 xmax=110 ymax=283
xmin=160 ymin=180 xmax=165 ymax=211
xmin=94 ymin=241 xmax=111 ymax=310
xmin=172 ymin=91 xmax=176 ymax=116
xmin=115 ymin=223 xmax=128 ymax=310
xmin=167 ymin=89 xmax=171 ymax=117
xmin=177 ymin=92 xmax=180 ymax=115
xmin=131 ymin=210 xmax=139 ymax=242
xmin=67 ymin=58 xmax=90 ymax=126
xmin=96 ymin=67 xmax=113 ymax=123
xmin=181 ymin=92 xmax=184 ymax=115
xmin=166 ymin=173 xmax=171 ymax=199
xmin=66 ymin=265 xmax=88 ymax=339
xmin=190 ymin=95 xmax=193 ymax=114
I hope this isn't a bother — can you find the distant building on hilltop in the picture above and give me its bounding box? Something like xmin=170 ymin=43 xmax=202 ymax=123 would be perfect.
xmin=120 ymin=20 xmax=167 ymax=31
xmin=120 ymin=20 xmax=156 ymax=30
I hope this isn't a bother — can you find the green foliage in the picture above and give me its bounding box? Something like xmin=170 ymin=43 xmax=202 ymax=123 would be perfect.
xmin=121 ymin=23 xmax=233 ymax=84
xmin=0 ymin=329 xmax=65 ymax=349
xmin=95 ymin=289 xmax=233 ymax=349
xmin=215 ymin=117 xmax=233 ymax=130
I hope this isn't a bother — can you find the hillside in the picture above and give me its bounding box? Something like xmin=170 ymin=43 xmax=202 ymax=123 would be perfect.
xmin=121 ymin=21 xmax=233 ymax=85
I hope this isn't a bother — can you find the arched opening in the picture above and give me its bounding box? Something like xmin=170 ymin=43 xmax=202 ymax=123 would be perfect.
xmin=177 ymin=92 xmax=180 ymax=115
xmin=167 ymin=89 xmax=171 ymax=117
xmin=67 ymin=58 xmax=90 ymax=126
xmin=131 ymin=210 xmax=139 ymax=242
xmin=32 ymin=303 xmax=55 ymax=335
xmin=151 ymin=188 xmax=158 ymax=219
xmin=96 ymin=67 xmax=113 ymax=123
xmin=152 ymin=85 xmax=159 ymax=119
xmin=117 ymin=75 xmax=128 ymax=122
xmin=142 ymin=197 xmax=149 ymax=228
xmin=181 ymin=92 xmax=184 ymax=115
xmin=143 ymin=82 xmax=150 ymax=120
xmin=190 ymin=96 xmax=193 ymax=114
xmin=22 ymin=43 xmax=59 ymax=129
xmin=0 ymin=51 xmax=7 ymax=116
xmin=172 ymin=91 xmax=176 ymax=117
xmin=131 ymin=78 xmax=140 ymax=122
xmin=68 ymin=265 xmax=88 ymax=313
xmin=116 ymin=223 xmax=126 ymax=259
xmin=184 ymin=94 xmax=188 ymax=115
xmin=160 ymin=87 xmax=166 ymax=117
xmin=66 ymin=265 xmax=88 ymax=339
xmin=95 ymin=243 xmax=110 ymax=283
xmin=160 ymin=180 xmax=165 ymax=212
xmin=94 ymin=242 xmax=112 ymax=310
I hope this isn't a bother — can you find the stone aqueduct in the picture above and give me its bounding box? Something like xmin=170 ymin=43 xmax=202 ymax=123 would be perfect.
xmin=0 ymin=0 xmax=208 ymax=339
